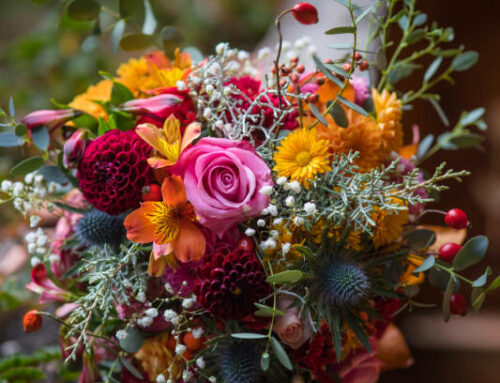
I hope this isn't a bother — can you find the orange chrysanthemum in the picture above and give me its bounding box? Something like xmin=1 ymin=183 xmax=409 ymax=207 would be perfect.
xmin=69 ymin=79 xmax=112 ymax=120
xmin=371 ymin=200 xmax=408 ymax=248
xmin=372 ymin=88 xmax=403 ymax=155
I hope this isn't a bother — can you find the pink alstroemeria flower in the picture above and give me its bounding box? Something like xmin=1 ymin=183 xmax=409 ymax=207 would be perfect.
xmin=21 ymin=109 xmax=80 ymax=131
xmin=26 ymin=263 xmax=71 ymax=304
xmin=120 ymin=93 xmax=183 ymax=119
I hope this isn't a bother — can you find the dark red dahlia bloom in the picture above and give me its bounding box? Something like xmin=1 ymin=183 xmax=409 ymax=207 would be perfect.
xmin=77 ymin=129 xmax=153 ymax=215
xmin=194 ymin=247 xmax=271 ymax=320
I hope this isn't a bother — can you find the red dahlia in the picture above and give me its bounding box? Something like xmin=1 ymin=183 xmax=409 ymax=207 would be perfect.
xmin=194 ymin=247 xmax=271 ymax=320
xmin=77 ymin=129 xmax=153 ymax=215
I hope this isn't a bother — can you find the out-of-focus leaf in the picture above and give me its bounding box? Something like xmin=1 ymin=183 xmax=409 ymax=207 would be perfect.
xmin=119 ymin=0 xmax=140 ymax=18
xmin=111 ymin=20 xmax=126 ymax=54
xmin=413 ymin=255 xmax=435 ymax=273
xmin=120 ymin=33 xmax=156 ymax=51
xmin=442 ymin=275 xmax=456 ymax=322
xmin=67 ymin=0 xmax=101 ymax=22
xmin=271 ymin=337 xmax=293 ymax=370
xmin=327 ymin=101 xmax=348 ymax=128
xmin=461 ymin=108 xmax=485 ymax=126
xmin=0 ymin=132 xmax=24 ymax=147
xmin=309 ymin=103 xmax=328 ymax=127
xmin=325 ymin=26 xmax=356 ymax=35
xmin=424 ymin=57 xmax=443 ymax=82
xmin=417 ymin=134 xmax=434 ymax=158
xmin=11 ymin=156 xmax=44 ymax=176
xmin=119 ymin=328 xmax=145 ymax=353
xmin=31 ymin=125 xmax=50 ymax=151
xmin=452 ymin=51 xmax=479 ymax=71
xmin=452 ymin=235 xmax=489 ymax=271
xmin=142 ymin=0 xmax=157 ymax=35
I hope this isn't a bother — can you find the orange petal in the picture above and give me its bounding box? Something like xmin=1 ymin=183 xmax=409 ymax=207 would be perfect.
xmin=148 ymin=253 xmax=168 ymax=277
xmin=148 ymin=157 xmax=177 ymax=169
xmin=161 ymin=175 xmax=187 ymax=207
xmin=172 ymin=220 xmax=206 ymax=262
xmin=399 ymin=143 xmax=417 ymax=159
xmin=181 ymin=122 xmax=201 ymax=152
xmin=124 ymin=204 xmax=156 ymax=243
xmin=377 ymin=323 xmax=413 ymax=371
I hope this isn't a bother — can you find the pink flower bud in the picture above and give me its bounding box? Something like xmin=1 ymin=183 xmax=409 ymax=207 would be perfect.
xmin=21 ymin=109 xmax=79 ymax=130
xmin=120 ymin=93 xmax=184 ymax=119
xmin=63 ymin=129 xmax=87 ymax=168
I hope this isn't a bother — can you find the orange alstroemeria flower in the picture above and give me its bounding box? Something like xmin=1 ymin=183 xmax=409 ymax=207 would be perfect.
xmin=124 ymin=175 xmax=206 ymax=263
xmin=136 ymin=115 xmax=201 ymax=169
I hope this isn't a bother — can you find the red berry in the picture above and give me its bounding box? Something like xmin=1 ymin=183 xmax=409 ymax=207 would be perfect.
xmin=23 ymin=310 xmax=42 ymax=333
xmin=343 ymin=63 xmax=352 ymax=72
xmin=142 ymin=184 xmax=162 ymax=202
xmin=439 ymin=242 xmax=462 ymax=263
xmin=359 ymin=61 xmax=369 ymax=71
xmin=291 ymin=3 xmax=319 ymax=25
xmin=445 ymin=208 xmax=469 ymax=229
xmin=450 ymin=293 xmax=467 ymax=316
xmin=237 ymin=236 xmax=255 ymax=253
xmin=296 ymin=64 xmax=305 ymax=74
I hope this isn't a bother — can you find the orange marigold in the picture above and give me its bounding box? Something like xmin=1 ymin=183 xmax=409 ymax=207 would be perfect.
xmin=69 ymin=79 xmax=112 ymax=120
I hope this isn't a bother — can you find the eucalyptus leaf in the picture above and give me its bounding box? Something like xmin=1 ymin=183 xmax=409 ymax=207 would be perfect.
xmin=31 ymin=125 xmax=50 ymax=151
xmin=312 ymin=55 xmax=344 ymax=88
xmin=309 ymin=103 xmax=328 ymax=127
xmin=428 ymin=98 xmax=450 ymax=127
xmin=119 ymin=327 xmax=145 ymax=353
xmin=442 ymin=275 xmax=456 ymax=322
xmin=38 ymin=166 xmax=69 ymax=184
xmin=471 ymin=287 xmax=486 ymax=312
xmin=452 ymin=235 xmax=489 ymax=271
xmin=452 ymin=51 xmax=479 ymax=71
xmin=413 ymin=13 xmax=427 ymax=26
xmin=472 ymin=268 xmax=489 ymax=287
xmin=413 ymin=255 xmax=435 ymax=273
xmin=11 ymin=157 xmax=44 ymax=176
xmin=266 ymin=270 xmax=303 ymax=284
xmin=405 ymin=229 xmax=436 ymax=250
xmin=417 ymin=134 xmax=434 ymax=158
xmin=9 ymin=96 xmax=15 ymax=117
xmin=424 ymin=57 xmax=443 ymax=82
xmin=0 ymin=132 xmax=24 ymax=147
xmin=260 ymin=352 xmax=270 ymax=371
xmin=461 ymin=108 xmax=485 ymax=126
xmin=231 ymin=333 xmax=267 ymax=339
xmin=111 ymin=20 xmax=126 ymax=54
xmin=271 ymin=337 xmax=293 ymax=370
xmin=327 ymin=101 xmax=348 ymax=128
xmin=142 ymin=0 xmax=157 ymax=35
xmin=120 ymin=357 xmax=144 ymax=379
xmin=67 ymin=0 xmax=100 ymax=22
xmin=324 ymin=63 xmax=350 ymax=79
xmin=253 ymin=303 xmax=285 ymax=317
xmin=325 ymin=26 xmax=356 ymax=35
xmin=338 ymin=96 xmax=369 ymax=116
xmin=449 ymin=133 xmax=484 ymax=148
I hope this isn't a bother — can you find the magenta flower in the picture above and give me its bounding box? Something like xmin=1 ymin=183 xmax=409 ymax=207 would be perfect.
xmin=173 ymin=138 xmax=272 ymax=237
xmin=21 ymin=109 xmax=79 ymax=130
xmin=63 ymin=129 xmax=87 ymax=168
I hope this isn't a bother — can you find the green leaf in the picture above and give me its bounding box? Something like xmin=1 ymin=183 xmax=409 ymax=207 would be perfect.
xmin=442 ymin=275 xmax=456 ymax=322
xmin=11 ymin=156 xmax=44 ymax=176
xmin=9 ymin=96 xmax=15 ymax=117
xmin=309 ymin=103 xmax=328 ymax=127
xmin=111 ymin=20 xmax=126 ymax=54
xmin=142 ymin=0 xmax=157 ymax=35
xmin=0 ymin=132 xmax=24 ymax=147
xmin=98 ymin=117 xmax=112 ymax=136
xmin=260 ymin=352 xmax=270 ymax=371
xmin=331 ymin=312 xmax=342 ymax=360
xmin=471 ymin=287 xmax=486 ymax=312
xmin=428 ymin=98 xmax=450 ymax=127
xmin=413 ymin=255 xmax=435 ymax=273
xmin=324 ymin=63 xmax=350 ymax=79
xmin=452 ymin=235 xmax=489 ymax=271
xmin=312 ymin=55 xmax=345 ymax=88
xmin=160 ymin=26 xmax=183 ymax=53
xmin=345 ymin=313 xmax=371 ymax=352
xmin=253 ymin=303 xmax=285 ymax=317
xmin=461 ymin=108 xmax=485 ymax=126
xmin=429 ymin=268 xmax=460 ymax=292
xmin=15 ymin=124 xmax=28 ymax=137
xmin=472 ymin=268 xmax=489 ymax=287
xmin=271 ymin=337 xmax=293 ymax=370
xmin=119 ymin=327 xmax=145 ymax=353
xmin=338 ymin=96 xmax=369 ymax=116
xmin=231 ymin=333 xmax=267 ymax=339
xmin=413 ymin=13 xmax=427 ymax=26
xmin=424 ymin=57 xmax=443 ymax=82
xmin=405 ymin=229 xmax=436 ymax=250
xmin=387 ymin=64 xmax=418 ymax=85
xmin=452 ymin=51 xmax=479 ymax=71
xmin=406 ymin=29 xmax=426 ymax=44
xmin=417 ymin=134 xmax=434 ymax=158
xmin=120 ymin=357 xmax=144 ymax=380
xmin=119 ymin=0 xmax=140 ymax=18
xmin=111 ymin=82 xmax=134 ymax=105
xmin=38 ymin=166 xmax=68 ymax=184
xmin=327 ymin=101 xmax=348 ymax=128
xmin=449 ymin=133 xmax=484 ymax=148
xmin=325 ymin=26 xmax=356 ymax=35
xmin=120 ymin=33 xmax=156 ymax=51
xmin=67 ymin=0 xmax=100 ymax=22
xmin=1 ymin=366 xmax=46 ymax=380
xmin=487 ymin=275 xmax=500 ymax=292
xmin=31 ymin=125 xmax=50 ymax=151
xmin=266 ymin=270 xmax=303 ymax=284
xmin=356 ymin=6 xmax=373 ymax=24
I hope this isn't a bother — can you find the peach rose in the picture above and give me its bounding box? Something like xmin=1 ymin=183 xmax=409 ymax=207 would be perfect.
xmin=273 ymin=297 xmax=312 ymax=349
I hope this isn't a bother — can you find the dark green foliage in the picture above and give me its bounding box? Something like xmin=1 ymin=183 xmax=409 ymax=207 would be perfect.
xmin=75 ymin=209 xmax=125 ymax=249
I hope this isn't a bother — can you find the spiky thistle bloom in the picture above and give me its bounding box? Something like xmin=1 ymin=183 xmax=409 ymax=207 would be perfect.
xmin=75 ymin=209 xmax=125 ymax=249
xmin=218 ymin=340 xmax=262 ymax=383
xmin=273 ymin=128 xmax=331 ymax=188
xmin=194 ymin=247 xmax=271 ymax=320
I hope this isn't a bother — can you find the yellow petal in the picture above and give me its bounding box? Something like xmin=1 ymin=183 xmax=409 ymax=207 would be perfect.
xmin=136 ymin=123 xmax=170 ymax=155
xmin=163 ymin=115 xmax=181 ymax=145
xmin=148 ymin=157 xmax=177 ymax=169
xmin=181 ymin=122 xmax=201 ymax=152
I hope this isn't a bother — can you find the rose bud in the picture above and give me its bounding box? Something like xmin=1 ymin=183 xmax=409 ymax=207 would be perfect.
xmin=63 ymin=129 xmax=87 ymax=168
xmin=23 ymin=310 xmax=43 ymax=333
xmin=444 ymin=208 xmax=469 ymax=229
xmin=120 ymin=93 xmax=184 ymax=119
xmin=21 ymin=109 xmax=80 ymax=131
xmin=291 ymin=3 xmax=319 ymax=25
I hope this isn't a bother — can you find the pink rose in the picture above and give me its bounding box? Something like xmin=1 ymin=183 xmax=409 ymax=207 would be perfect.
xmin=174 ymin=138 xmax=272 ymax=236
xmin=273 ymin=297 xmax=312 ymax=349
xmin=337 ymin=338 xmax=381 ymax=383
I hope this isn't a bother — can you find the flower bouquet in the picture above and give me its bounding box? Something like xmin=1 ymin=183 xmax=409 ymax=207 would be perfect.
xmin=1 ymin=1 xmax=496 ymax=382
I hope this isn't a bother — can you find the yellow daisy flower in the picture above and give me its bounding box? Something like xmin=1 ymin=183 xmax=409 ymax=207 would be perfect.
xmin=372 ymin=88 xmax=403 ymax=156
xmin=69 ymin=79 xmax=112 ymax=120
xmin=273 ymin=128 xmax=332 ymax=188
xmin=371 ymin=199 xmax=409 ymax=248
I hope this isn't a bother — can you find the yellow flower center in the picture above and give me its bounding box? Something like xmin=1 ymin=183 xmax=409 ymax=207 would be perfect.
xmin=295 ymin=151 xmax=312 ymax=167
xmin=232 ymin=287 xmax=242 ymax=296
xmin=145 ymin=202 xmax=180 ymax=244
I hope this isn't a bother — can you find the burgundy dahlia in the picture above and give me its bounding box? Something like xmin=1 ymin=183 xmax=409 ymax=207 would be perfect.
xmin=77 ymin=129 xmax=153 ymax=215
xmin=194 ymin=247 xmax=271 ymax=320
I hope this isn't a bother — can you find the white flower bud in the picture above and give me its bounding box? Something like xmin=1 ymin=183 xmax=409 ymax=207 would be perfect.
xmin=137 ymin=316 xmax=153 ymax=327
xmin=293 ymin=216 xmax=305 ymax=227
xmin=145 ymin=308 xmax=158 ymax=318
xmin=244 ymin=228 xmax=256 ymax=236
xmin=192 ymin=327 xmax=204 ymax=339
xmin=276 ymin=176 xmax=287 ymax=186
xmin=116 ymin=330 xmax=128 ymax=340
xmin=257 ymin=219 xmax=266 ymax=227
xmin=285 ymin=196 xmax=295 ymax=207
xmin=196 ymin=356 xmax=206 ymax=369
xmin=281 ymin=243 xmax=291 ymax=255
xmin=303 ymin=202 xmax=317 ymax=215
xmin=30 ymin=257 xmax=41 ymax=267
xmin=1 ymin=180 xmax=12 ymax=192
xmin=175 ymin=343 xmax=187 ymax=355
xmin=259 ymin=185 xmax=273 ymax=196
xmin=12 ymin=182 xmax=24 ymax=197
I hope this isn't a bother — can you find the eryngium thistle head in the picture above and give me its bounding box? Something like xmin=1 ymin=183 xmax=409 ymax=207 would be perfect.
xmin=219 ymin=340 xmax=262 ymax=383
xmin=315 ymin=260 xmax=370 ymax=307
xmin=75 ymin=209 xmax=125 ymax=248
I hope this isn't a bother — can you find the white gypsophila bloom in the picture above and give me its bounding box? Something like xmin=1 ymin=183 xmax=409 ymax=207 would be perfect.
xmin=36 ymin=247 xmax=46 ymax=255
xmin=182 ymin=370 xmax=193 ymax=381
xmin=12 ymin=182 xmax=23 ymax=197
xmin=176 ymin=80 xmax=186 ymax=91
xmin=34 ymin=187 xmax=47 ymax=198
xmin=182 ymin=298 xmax=194 ymax=309
xmin=23 ymin=201 xmax=32 ymax=212
xmin=203 ymin=108 xmax=212 ymax=119
xmin=145 ymin=308 xmax=158 ymax=318
xmin=164 ymin=309 xmax=179 ymax=322
xmin=223 ymin=86 xmax=232 ymax=96
xmin=13 ymin=198 xmax=23 ymax=212
xmin=265 ymin=204 xmax=278 ymax=216
xmin=215 ymin=42 xmax=228 ymax=55
xmin=192 ymin=327 xmax=204 ymax=339
xmin=164 ymin=282 xmax=174 ymax=294
xmin=136 ymin=291 xmax=146 ymax=303
xmin=25 ymin=231 xmax=37 ymax=244
xmin=205 ymin=84 xmax=214 ymax=95
xmin=281 ymin=243 xmax=291 ymax=256
xmin=244 ymin=228 xmax=256 ymax=236
xmin=24 ymin=173 xmax=34 ymax=184
xmin=34 ymin=174 xmax=44 ymax=184
xmin=196 ymin=356 xmax=206 ymax=369
xmin=27 ymin=243 xmax=37 ymax=254
xmin=266 ymin=238 xmax=277 ymax=249
xmin=273 ymin=218 xmax=283 ymax=226
xmin=293 ymin=216 xmax=305 ymax=227
xmin=49 ymin=254 xmax=60 ymax=263
xmin=276 ymin=176 xmax=287 ymax=186
xmin=1 ymin=180 xmax=12 ymax=192
xmin=175 ymin=344 xmax=187 ymax=355
xmin=259 ymin=185 xmax=273 ymax=196
xmin=30 ymin=257 xmax=41 ymax=267
xmin=116 ymin=330 xmax=128 ymax=340
xmin=257 ymin=219 xmax=266 ymax=227
xmin=156 ymin=375 xmax=167 ymax=383
xmin=225 ymin=61 xmax=241 ymax=73
xmin=137 ymin=316 xmax=153 ymax=327
xmin=215 ymin=120 xmax=224 ymax=129
xmin=237 ymin=50 xmax=249 ymax=61
xmin=281 ymin=41 xmax=292 ymax=51
xmin=30 ymin=215 xmax=41 ymax=228
xmin=303 ymin=202 xmax=317 ymax=215
xmin=270 ymin=230 xmax=279 ymax=238
xmin=209 ymin=376 xmax=217 ymax=383
xmin=257 ymin=47 xmax=270 ymax=61
xmin=36 ymin=234 xmax=48 ymax=247
xmin=286 ymin=181 xmax=301 ymax=194
xmin=122 ymin=279 xmax=132 ymax=288
xmin=285 ymin=196 xmax=295 ymax=207
xmin=259 ymin=241 xmax=269 ymax=250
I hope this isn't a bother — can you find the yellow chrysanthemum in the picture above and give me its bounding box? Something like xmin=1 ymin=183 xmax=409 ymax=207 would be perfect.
xmin=273 ymin=128 xmax=332 ymax=188
xmin=262 ymin=222 xmax=305 ymax=272
xmin=69 ymin=79 xmax=112 ymax=120
xmin=134 ymin=332 xmax=183 ymax=381
xmin=371 ymin=200 xmax=409 ymax=248
xmin=309 ymin=219 xmax=362 ymax=251
xmin=372 ymin=88 xmax=403 ymax=155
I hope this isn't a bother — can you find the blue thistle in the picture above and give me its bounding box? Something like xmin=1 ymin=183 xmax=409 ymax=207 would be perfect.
xmin=218 ymin=340 xmax=262 ymax=383
xmin=75 ymin=209 xmax=125 ymax=249
xmin=315 ymin=260 xmax=370 ymax=307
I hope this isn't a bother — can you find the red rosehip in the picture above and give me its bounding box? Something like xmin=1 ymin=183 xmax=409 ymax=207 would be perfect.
xmin=291 ymin=3 xmax=319 ymax=25
xmin=445 ymin=208 xmax=469 ymax=229
xmin=439 ymin=242 xmax=462 ymax=263
xmin=23 ymin=310 xmax=42 ymax=333
xmin=142 ymin=184 xmax=162 ymax=202
xmin=450 ymin=293 xmax=467 ymax=316
xmin=359 ymin=61 xmax=369 ymax=71
xmin=343 ymin=63 xmax=352 ymax=72
xmin=237 ymin=236 xmax=255 ymax=253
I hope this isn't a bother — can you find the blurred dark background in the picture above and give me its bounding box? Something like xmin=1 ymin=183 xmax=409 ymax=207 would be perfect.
xmin=0 ymin=0 xmax=498 ymax=382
